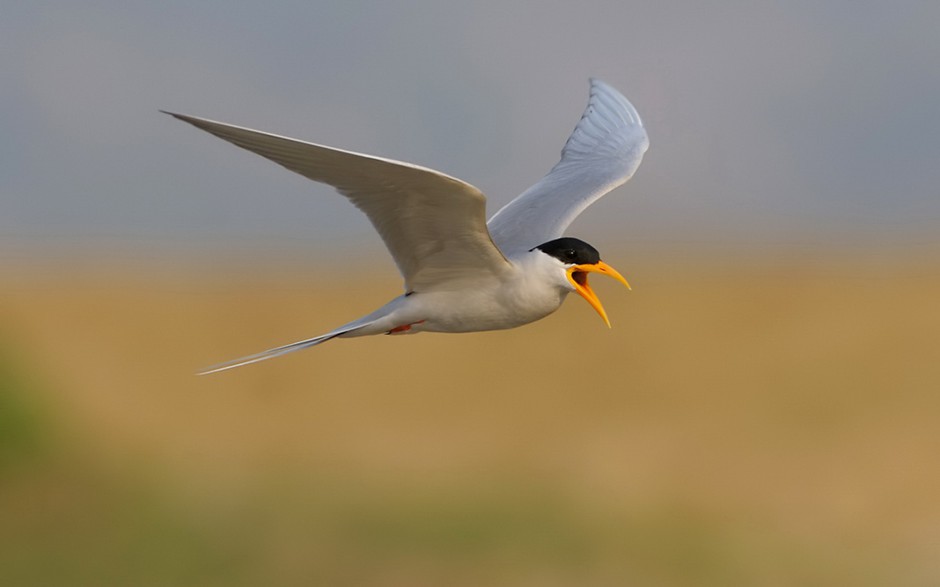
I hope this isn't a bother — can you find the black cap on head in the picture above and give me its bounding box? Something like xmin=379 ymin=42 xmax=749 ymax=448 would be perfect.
xmin=533 ymin=237 xmax=600 ymax=265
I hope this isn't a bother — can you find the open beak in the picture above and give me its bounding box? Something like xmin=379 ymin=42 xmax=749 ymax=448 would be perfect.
xmin=566 ymin=261 xmax=631 ymax=328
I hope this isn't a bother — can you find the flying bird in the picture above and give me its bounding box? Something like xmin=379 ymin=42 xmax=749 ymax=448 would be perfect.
xmin=165 ymin=78 xmax=649 ymax=374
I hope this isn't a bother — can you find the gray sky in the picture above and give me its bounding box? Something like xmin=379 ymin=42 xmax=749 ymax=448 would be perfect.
xmin=3 ymin=1 xmax=939 ymax=262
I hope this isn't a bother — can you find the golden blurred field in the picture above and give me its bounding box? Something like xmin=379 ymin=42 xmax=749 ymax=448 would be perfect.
xmin=2 ymin=253 xmax=939 ymax=586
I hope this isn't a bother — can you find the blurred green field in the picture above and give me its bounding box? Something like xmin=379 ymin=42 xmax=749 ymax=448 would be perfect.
xmin=1 ymin=254 xmax=938 ymax=586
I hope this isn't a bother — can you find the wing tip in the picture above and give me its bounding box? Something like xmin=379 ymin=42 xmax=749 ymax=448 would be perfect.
xmin=556 ymin=78 xmax=647 ymax=162
xmin=585 ymin=77 xmax=644 ymax=128
xmin=161 ymin=110 xmax=214 ymax=131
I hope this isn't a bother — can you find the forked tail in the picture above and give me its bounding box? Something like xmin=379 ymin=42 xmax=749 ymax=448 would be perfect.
xmin=198 ymin=318 xmax=378 ymax=375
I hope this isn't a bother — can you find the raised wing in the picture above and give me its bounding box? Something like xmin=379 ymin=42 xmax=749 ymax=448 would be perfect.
xmin=164 ymin=112 xmax=510 ymax=292
xmin=486 ymin=79 xmax=649 ymax=257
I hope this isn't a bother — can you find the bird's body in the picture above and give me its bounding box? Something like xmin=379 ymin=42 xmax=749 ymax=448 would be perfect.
xmin=166 ymin=79 xmax=649 ymax=373
xmin=348 ymin=252 xmax=573 ymax=336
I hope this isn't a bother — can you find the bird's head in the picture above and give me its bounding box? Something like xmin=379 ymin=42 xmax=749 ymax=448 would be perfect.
xmin=533 ymin=237 xmax=630 ymax=327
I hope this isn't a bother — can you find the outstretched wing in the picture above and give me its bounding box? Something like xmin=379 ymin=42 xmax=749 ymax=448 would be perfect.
xmin=164 ymin=112 xmax=510 ymax=292
xmin=486 ymin=79 xmax=649 ymax=257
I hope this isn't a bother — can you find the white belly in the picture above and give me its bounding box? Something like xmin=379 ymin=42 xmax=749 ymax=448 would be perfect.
xmin=417 ymin=285 xmax=568 ymax=333
xmin=348 ymin=276 xmax=568 ymax=336
xmin=338 ymin=256 xmax=573 ymax=337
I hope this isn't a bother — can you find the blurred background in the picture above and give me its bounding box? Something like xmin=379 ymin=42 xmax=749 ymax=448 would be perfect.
xmin=2 ymin=1 xmax=939 ymax=585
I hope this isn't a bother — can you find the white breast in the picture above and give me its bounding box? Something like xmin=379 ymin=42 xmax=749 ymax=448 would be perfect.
xmin=414 ymin=252 xmax=571 ymax=333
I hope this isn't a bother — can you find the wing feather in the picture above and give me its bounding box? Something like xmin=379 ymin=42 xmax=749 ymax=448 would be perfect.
xmin=486 ymin=79 xmax=649 ymax=256
xmin=164 ymin=112 xmax=510 ymax=291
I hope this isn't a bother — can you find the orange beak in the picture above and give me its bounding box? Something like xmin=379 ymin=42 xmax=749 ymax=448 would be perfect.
xmin=566 ymin=261 xmax=631 ymax=328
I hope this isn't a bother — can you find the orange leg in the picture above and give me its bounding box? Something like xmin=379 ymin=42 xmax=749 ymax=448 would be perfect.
xmin=386 ymin=320 xmax=426 ymax=335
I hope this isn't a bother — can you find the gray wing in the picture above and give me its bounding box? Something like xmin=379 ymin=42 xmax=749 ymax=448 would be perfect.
xmin=486 ymin=79 xmax=649 ymax=257
xmin=164 ymin=112 xmax=510 ymax=292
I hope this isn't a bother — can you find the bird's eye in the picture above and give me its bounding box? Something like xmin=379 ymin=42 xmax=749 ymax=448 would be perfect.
xmin=565 ymin=250 xmax=576 ymax=260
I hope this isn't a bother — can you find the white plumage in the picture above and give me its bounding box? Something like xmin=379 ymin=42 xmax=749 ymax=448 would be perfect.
xmin=165 ymin=78 xmax=649 ymax=374
xmin=488 ymin=79 xmax=648 ymax=256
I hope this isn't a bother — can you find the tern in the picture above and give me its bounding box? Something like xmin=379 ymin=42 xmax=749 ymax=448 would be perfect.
xmin=166 ymin=78 xmax=649 ymax=374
